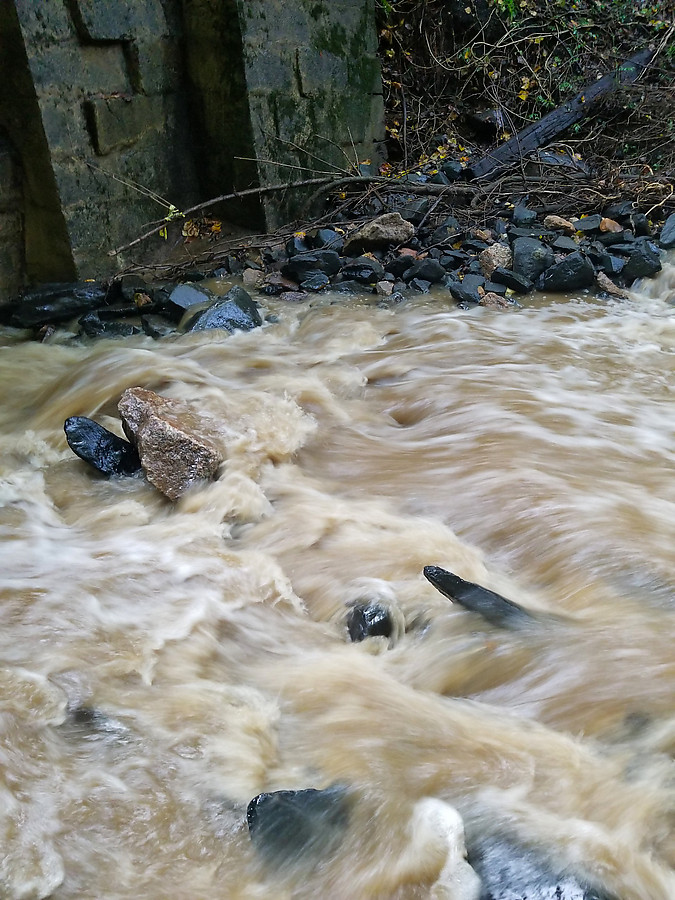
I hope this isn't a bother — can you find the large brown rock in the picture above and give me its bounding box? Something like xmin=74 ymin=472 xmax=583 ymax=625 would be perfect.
xmin=118 ymin=387 xmax=223 ymax=500
xmin=344 ymin=213 xmax=415 ymax=252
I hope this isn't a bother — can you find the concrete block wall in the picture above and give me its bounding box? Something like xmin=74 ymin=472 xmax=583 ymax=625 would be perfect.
xmin=0 ymin=0 xmax=384 ymax=299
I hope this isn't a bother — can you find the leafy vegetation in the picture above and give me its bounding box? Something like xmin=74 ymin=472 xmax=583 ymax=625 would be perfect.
xmin=376 ymin=0 xmax=674 ymax=180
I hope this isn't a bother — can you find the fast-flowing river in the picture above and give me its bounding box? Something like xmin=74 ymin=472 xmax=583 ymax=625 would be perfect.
xmin=2 ymin=260 xmax=675 ymax=900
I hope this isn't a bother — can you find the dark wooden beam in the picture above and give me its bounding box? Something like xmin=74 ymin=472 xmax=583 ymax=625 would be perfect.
xmin=467 ymin=48 xmax=653 ymax=182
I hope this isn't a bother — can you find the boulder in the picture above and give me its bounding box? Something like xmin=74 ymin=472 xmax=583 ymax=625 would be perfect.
xmin=183 ymin=285 xmax=262 ymax=333
xmin=467 ymin=836 xmax=617 ymax=900
xmin=64 ymin=416 xmax=141 ymax=477
xmin=247 ymin=786 xmax=350 ymax=869
xmin=343 ymin=213 xmax=415 ymax=252
xmin=572 ymin=213 xmax=603 ymax=233
xmin=659 ymin=212 xmax=675 ymax=249
xmin=165 ymin=283 xmax=214 ymax=322
xmin=403 ymin=258 xmax=447 ymax=284
xmin=512 ymin=237 xmax=555 ymax=282
xmin=621 ymin=238 xmax=662 ymax=283
xmin=310 ymin=228 xmax=344 ymax=253
xmin=511 ymin=204 xmax=536 ymax=226
xmin=282 ymin=250 xmax=341 ymax=280
xmin=118 ymin=388 xmax=222 ymax=500
xmin=537 ymin=251 xmax=595 ymax=292
xmin=478 ymin=243 xmax=512 ymax=278
xmin=490 ymin=267 xmax=534 ymax=294
xmin=340 ymin=255 xmax=385 ymax=285
xmin=346 ymin=603 xmax=393 ymax=642
xmin=300 ymin=272 xmax=330 ymax=292
xmin=449 ymin=274 xmax=486 ymax=305
xmin=10 ymin=282 xmax=108 ymax=328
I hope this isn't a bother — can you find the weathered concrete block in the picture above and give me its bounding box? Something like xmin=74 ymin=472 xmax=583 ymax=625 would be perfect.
xmin=297 ymin=48 xmax=348 ymax=96
xmin=85 ymin=95 xmax=166 ymax=155
xmin=68 ymin=0 xmax=167 ymax=42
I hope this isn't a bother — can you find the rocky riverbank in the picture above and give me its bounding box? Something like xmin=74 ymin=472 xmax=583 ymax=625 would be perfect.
xmin=2 ymin=202 xmax=674 ymax=344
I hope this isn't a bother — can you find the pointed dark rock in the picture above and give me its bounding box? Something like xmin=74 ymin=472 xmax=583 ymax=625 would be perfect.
xmin=64 ymin=416 xmax=141 ymax=477
xmin=423 ymin=565 xmax=534 ymax=627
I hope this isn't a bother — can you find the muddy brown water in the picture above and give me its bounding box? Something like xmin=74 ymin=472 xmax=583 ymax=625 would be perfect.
xmin=2 ymin=262 xmax=675 ymax=899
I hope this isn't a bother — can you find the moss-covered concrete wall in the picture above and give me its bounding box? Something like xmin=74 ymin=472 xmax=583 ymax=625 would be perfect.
xmin=0 ymin=0 xmax=384 ymax=299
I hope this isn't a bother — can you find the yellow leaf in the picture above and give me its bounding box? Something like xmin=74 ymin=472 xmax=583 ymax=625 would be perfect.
xmin=159 ymin=226 xmax=167 ymax=240
xmin=518 ymin=90 xmax=529 ymax=100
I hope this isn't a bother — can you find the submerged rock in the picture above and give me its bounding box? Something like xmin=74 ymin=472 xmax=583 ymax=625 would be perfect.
xmin=423 ymin=565 xmax=535 ymax=628
xmin=467 ymin=835 xmax=618 ymax=900
xmin=64 ymin=416 xmax=141 ymax=477
xmin=118 ymin=387 xmax=222 ymax=500
xmin=346 ymin=603 xmax=393 ymax=642
xmin=247 ymin=786 xmax=350 ymax=869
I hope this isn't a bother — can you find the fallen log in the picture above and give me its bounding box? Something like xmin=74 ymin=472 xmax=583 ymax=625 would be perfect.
xmin=467 ymin=49 xmax=653 ymax=182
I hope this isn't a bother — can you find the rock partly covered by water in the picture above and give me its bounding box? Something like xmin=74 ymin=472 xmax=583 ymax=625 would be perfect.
xmin=118 ymin=387 xmax=223 ymax=500
xmin=183 ymin=285 xmax=262 ymax=333
xmin=9 ymin=282 xmax=109 ymax=327
xmin=64 ymin=416 xmax=141 ymax=477
xmin=247 ymin=786 xmax=350 ymax=869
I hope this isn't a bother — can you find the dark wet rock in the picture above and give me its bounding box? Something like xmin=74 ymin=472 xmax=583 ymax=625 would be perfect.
xmin=449 ymin=274 xmax=486 ymax=305
xmin=396 ymin=197 xmax=431 ymax=223
xmin=491 ymin=268 xmax=534 ymax=294
xmin=78 ymin=312 xmax=139 ymax=338
xmin=468 ymin=836 xmax=618 ymax=900
xmin=604 ymin=200 xmax=634 ymax=223
xmin=10 ymin=281 xmax=109 ymax=328
xmin=300 ymin=272 xmax=330 ymax=292
xmin=409 ymin=277 xmax=431 ymax=293
xmin=594 ymin=232 xmax=627 ymax=248
xmin=118 ymin=387 xmax=222 ymax=500
xmin=343 ymin=212 xmax=415 ymax=253
xmin=605 ymin=241 xmax=639 ymax=256
xmin=378 ymin=290 xmax=406 ymax=308
xmin=141 ymin=315 xmax=177 ymax=339
xmin=210 ymin=266 xmax=230 ymax=279
xmin=511 ymin=204 xmax=537 ymax=227
xmin=165 ymin=283 xmax=214 ymax=322
xmin=310 ymin=228 xmax=344 ymax=253
xmin=285 ymin=234 xmax=312 ymax=256
xmin=347 ymin=604 xmax=393 ymax=642
xmin=386 ymin=255 xmax=416 ymax=278
xmin=282 ymin=250 xmax=341 ymax=281
xmin=340 ymin=255 xmax=385 ymax=285
xmin=429 ymin=170 xmax=451 ymax=185
xmin=279 ymin=291 xmax=309 ymax=303
xmin=440 ymin=250 xmax=470 ymax=270
xmin=600 ymin=255 xmax=625 ymax=276
xmin=621 ymin=238 xmax=662 ymax=283
xmin=483 ymin=281 xmax=507 ymax=296
xmin=551 ymin=236 xmax=579 ymax=253
xmin=537 ymin=251 xmax=595 ymax=292
xmin=658 ymin=212 xmax=675 ymax=249
xmin=62 ymin=705 xmax=130 ymax=742
xmin=333 ymin=280 xmax=372 ymax=294
xmin=431 ymin=217 xmax=463 ymax=245
xmin=64 ymin=416 xmax=141 ymax=477
xmin=507 ymin=226 xmax=556 ymax=241
xmin=247 ymin=786 xmax=350 ymax=870
xmin=629 ymin=212 xmax=651 ymax=236
xmin=462 ymin=238 xmax=490 ymax=253
xmin=512 ymin=237 xmax=555 ymax=282
xmin=403 ymin=258 xmax=446 ymax=284
xmin=183 ymin=285 xmax=262 ymax=333
xmin=117 ymin=274 xmax=148 ymax=303
xmin=441 ymin=159 xmax=465 ymax=180
xmin=424 ymin=565 xmax=534 ymax=628
xmin=572 ymin=214 xmax=603 ymax=233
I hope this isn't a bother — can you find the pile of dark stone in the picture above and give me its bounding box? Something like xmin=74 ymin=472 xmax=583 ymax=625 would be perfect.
xmin=2 ymin=205 xmax=674 ymax=342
